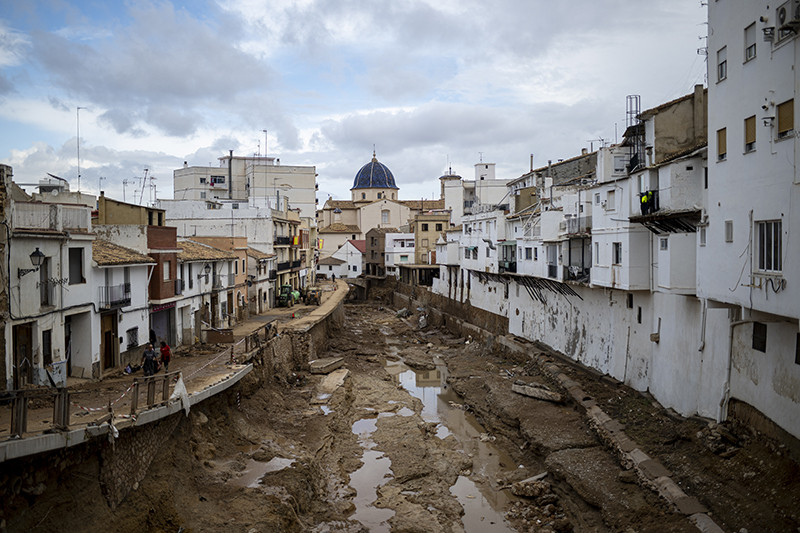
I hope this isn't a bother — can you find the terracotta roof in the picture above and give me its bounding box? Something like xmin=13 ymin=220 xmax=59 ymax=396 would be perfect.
xmin=318 ymin=256 xmax=346 ymax=265
xmin=656 ymin=141 xmax=707 ymax=166
xmin=93 ymin=240 xmax=154 ymax=266
xmin=325 ymin=199 xmax=356 ymax=210
xmin=319 ymin=223 xmax=361 ymax=233
xmin=247 ymin=247 xmax=273 ymax=260
xmin=348 ymin=240 xmax=367 ymax=253
xmin=401 ymin=199 xmax=445 ymax=210
xmin=178 ymin=240 xmax=238 ymax=262
xmin=366 ymin=227 xmax=399 ymax=235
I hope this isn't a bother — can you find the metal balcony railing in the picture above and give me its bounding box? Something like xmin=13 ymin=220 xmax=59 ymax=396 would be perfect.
xmin=565 ymin=216 xmax=592 ymax=235
xmin=99 ymin=283 xmax=132 ymax=309
xmin=274 ymin=236 xmax=291 ymax=246
xmin=227 ymin=273 xmax=236 ymax=286
xmin=499 ymin=261 xmax=517 ymax=274
xmin=277 ymin=261 xmax=291 ymax=272
xmin=291 ymin=260 xmax=302 ymax=269
xmin=268 ymin=269 xmax=277 ymax=280
xmin=564 ymin=265 xmax=591 ymax=283
xmin=212 ymin=274 xmax=223 ymax=289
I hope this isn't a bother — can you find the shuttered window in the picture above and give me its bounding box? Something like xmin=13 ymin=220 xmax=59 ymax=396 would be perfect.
xmin=744 ymin=116 xmax=756 ymax=152
xmin=717 ymin=128 xmax=727 ymax=161
xmin=777 ymin=99 xmax=794 ymax=138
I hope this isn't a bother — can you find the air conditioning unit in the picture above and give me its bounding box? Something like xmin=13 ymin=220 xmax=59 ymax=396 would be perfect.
xmin=777 ymin=0 xmax=800 ymax=31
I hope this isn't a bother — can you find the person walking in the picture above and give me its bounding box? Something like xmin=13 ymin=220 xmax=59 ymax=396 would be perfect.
xmin=159 ymin=341 xmax=172 ymax=372
xmin=141 ymin=343 xmax=157 ymax=377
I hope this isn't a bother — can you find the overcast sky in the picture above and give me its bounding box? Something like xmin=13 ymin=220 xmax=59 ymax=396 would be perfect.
xmin=0 ymin=0 xmax=707 ymax=205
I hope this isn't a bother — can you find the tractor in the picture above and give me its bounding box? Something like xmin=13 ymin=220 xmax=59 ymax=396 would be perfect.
xmin=277 ymin=284 xmax=295 ymax=307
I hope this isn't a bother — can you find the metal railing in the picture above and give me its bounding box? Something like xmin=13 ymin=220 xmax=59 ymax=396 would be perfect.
xmin=277 ymin=261 xmax=291 ymax=271
xmin=274 ymin=236 xmax=291 ymax=245
xmin=268 ymin=269 xmax=277 ymax=280
xmin=227 ymin=273 xmax=236 ymax=286
xmin=499 ymin=261 xmax=517 ymax=274
xmin=175 ymin=279 xmax=185 ymax=295
xmin=99 ymin=283 xmax=132 ymax=309
xmin=564 ymin=265 xmax=591 ymax=283
xmin=565 ymin=216 xmax=592 ymax=235
xmin=130 ymin=371 xmax=180 ymax=415
xmin=291 ymin=259 xmax=302 ymax=269
xmin=213 ymin=274 xmax=223 ymax=289
xmin=6 ymin=388 xmax=80 ymax=437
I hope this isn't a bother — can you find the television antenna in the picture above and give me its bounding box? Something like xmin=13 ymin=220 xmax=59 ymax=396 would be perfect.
xmin=76 ymin=106 xmax=85 ymax=192
xmin=122 ymin=179 xmax=132 ymax=202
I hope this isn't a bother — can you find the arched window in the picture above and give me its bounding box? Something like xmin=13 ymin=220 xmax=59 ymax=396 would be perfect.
xmin=362 ymin=193 xmax=366 ymax=199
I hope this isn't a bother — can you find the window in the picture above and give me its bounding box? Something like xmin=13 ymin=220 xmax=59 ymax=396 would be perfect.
xmin=594 ymin=242 xmax=599 ymax=264
xmin=126 ymin=327 xmax=139 ymax=350
xmin=637 ymin=306 xmax=642 ymax=324
xmin=613 ymin=155 xmax=627 ymax=174
xmin=68 ymin=247 xmax=85 ymax=285
xmin=704 ymin=167 xmax=708 ymax=189
xmin=361 ymin=193 xmax=366 ymax=200
xmin=594 ymin=193 xmax=600 ymax=205
xmin=777 ymin=99 xmax=794 ymax=138
xmin=472 ymin=248 xmax=478 ymax=260
xmin=188 ymin=264 xmax=194 ymax=289
xmin=328 ymin=265 xmax=332 ymax=271
xmin=627 ymin=293 xmax=633 ymax=309
xmin=421 ymin=223 xmax=429 ymax=231
xmin=717 ymin=46 xmax=727 ymax=81
xmin=200 ymin=192 xmax=206 ymax=199
xmin=211 ymin=175 xmax=225 ymax=184
xmin=752 ymin=322 xmax=767 ymax=353
xmin=435 ymin=223 xmax=443 ymax=231
xmin=464 ymin=248 xmax=469 ymax=259
xmin=699 ymin=227 xmax=707 ymax=247
xmin=486 ymin=247 xmax=491 ymax=258
xmin=659 ymin=237 xmax=668 ymax=251
xmin=400 ymin=255 xmax=408 ymax=262
xmin=381 ymin=210 xmax=389 ymax=224
xmin=377 ymin=192 xmax=382 ymax=199
xmin=525 ymin=247 xmax=532 ymax=260
xmin=163 ymin=260 xmax=171 ymax=281
xmin=42 ymin=329 xmax=52 ymax=366
xmin=717 ymin=128 xmax=727 ymax=161
xmin=744 ymin=23 xmax=756 ymax=62
xmin=612 ymin=242 xmax=622 ymax=265
xmin=534 ymin=248 xmax=538 ymax=261
xmin=606 ymin=190 xmax=615 ymax=211
xmin=200 ymin=177 xmax=206 ymax=184
xmin=756 ymin=220 xmax=782 ymax=272
xmin=232 ymin=203 xmax=239 ymax=209
xmin=235 ymin=260 xmax=239 ymax=274
xmin=725 ymin=220 xmax=734 ymax=243
xmin=744 ymin=116 xmax=756 ymax=153
xmin=242 ymin=258 xmax=245 ymax=272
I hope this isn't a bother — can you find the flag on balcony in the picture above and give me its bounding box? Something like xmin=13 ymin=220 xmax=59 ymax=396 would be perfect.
xmin=292 ymin=235 xmax=300 ymax=246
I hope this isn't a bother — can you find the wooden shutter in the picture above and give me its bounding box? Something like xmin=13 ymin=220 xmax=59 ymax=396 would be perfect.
xmin=745 ymin=116 xmax=756 ymax=146
xmin=778 ymin=99 xmax=794 ymax=135
xmin=717 ymin=128 xmax=727 ymax=159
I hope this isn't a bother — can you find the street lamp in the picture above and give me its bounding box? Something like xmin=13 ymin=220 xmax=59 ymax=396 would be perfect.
xmin=18 ymin=248 xmax=45 ymax=278
xmin=197 ymin=262 xmax=212 ymax=279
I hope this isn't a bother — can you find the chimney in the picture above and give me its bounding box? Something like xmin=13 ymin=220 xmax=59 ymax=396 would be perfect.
xmin=184 ymin=161 xmax=188 ymax=168
xmin=581 ymin=148 xmax=588 ymax=155
xmin=228 ymin=150 xmax=233 ymax=198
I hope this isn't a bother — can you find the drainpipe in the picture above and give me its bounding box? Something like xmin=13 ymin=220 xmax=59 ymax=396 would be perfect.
xmin=720 ymin=318 xmax=751 ymax=422
xmin=228 ymin=150 xmax=233 ymax=198
xmin=698 ymin=298 xmax=707 ymax=352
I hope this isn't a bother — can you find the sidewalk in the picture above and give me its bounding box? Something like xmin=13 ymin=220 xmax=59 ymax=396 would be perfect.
xmin=0 ymin=279 xmax=346 ymax=445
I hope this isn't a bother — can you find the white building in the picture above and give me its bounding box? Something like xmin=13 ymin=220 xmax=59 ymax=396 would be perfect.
xmin=385 ymin=232 xmax=415 ymax=278
xmin=173 ymin=154 xmax=317 ymax=220
xmin=441 ymin=162 xmax=515 ymax=226
xmin=700 ymin=0 xmax=800 ymax=439
xmin=316 ymin=240 xmax=364 ymax=279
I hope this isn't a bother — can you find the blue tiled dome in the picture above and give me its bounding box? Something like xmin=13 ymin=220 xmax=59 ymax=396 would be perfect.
xmin=352 ymin=152 xmax=398 ymax=190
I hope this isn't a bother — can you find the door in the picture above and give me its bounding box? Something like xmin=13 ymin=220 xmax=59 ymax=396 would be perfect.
xmin=101 ymin=313 xmax=117 ymax=370
xmin=12 ymin=323 xmax=34 ymax=388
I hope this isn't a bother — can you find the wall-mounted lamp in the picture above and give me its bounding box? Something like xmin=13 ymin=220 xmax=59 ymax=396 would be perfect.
xmin=18 ymin=248 xmax=45 ymax=278
xmin=197 ymin=263 xmax=212 ymax=279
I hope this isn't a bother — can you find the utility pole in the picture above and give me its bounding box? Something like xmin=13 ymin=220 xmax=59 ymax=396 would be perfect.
xmin=262 ymin=130 xmax=268 ymax=158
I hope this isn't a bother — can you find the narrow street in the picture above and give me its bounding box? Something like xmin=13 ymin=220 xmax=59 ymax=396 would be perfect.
xmin=8 ymin=300 xmax=799 ymax=532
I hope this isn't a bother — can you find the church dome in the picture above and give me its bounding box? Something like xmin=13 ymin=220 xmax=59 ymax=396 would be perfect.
xmin=352 ymin=152 xmax=398 ymax=190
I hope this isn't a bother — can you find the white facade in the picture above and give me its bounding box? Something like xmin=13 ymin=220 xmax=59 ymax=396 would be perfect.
xmin=441 ymin=162 xmax=514 ymax=226
xmin=385 ymin=232 xmax=415 ymax=277
xmin=700 ymin=0 xmax=800 ymax=438
xmin=173 ymin=155 xmax=317 ymax=220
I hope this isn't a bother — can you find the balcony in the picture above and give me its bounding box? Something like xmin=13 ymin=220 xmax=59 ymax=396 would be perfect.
xmin=564 ymin=216 xmax=592 ymax=235
xmin=175 ymin=279 xmax=184 ymax=295
xmin=290 ymin=259 xmax=302 ymax=270
xmin=629 ymin=189 xmax=701 ymax=234
xmin=268 ymin=269 xmax=277 ymax=280
xmin=564 ymin=265 xmax=591 ymax=283
xmin=277 ymin=261 xmax=291 ymax=272
xmin=99 ymin=283 xmax=131 ymax=309
xmin=212 ymin=274 xmax=223 ymax=289
xmin=227 ymin=273 xmax=236 ymax=286
xmin=13 ymin=202 xmax=91 ymax=233
xmin=499 ymin=261 xmax=517 ymax=274
xmin=547 ymin=264 xmax=558 ymax=279
xmin=39 ymin=280 xmax=55 ymax=307
xmin=274 ymin=236 xmax=291 ymax=246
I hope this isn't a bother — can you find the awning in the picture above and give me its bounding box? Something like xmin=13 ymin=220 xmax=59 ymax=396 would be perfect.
xmin=499 ymin=240 xmax=517 ymax=246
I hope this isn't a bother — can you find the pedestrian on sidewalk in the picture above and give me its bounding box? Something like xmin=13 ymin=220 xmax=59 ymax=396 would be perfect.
xmin=159 ymin=341 xmax=172 ymax=372
xmin=141 ymin=343 xmax=157 ymax=377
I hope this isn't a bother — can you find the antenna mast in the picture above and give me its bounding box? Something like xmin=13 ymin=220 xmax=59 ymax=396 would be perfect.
xmin=76 ymin=106 xmax=85 ymax=192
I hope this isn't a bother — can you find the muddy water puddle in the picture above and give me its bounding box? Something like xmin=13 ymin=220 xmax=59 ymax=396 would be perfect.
xmin=230 ymin=457 xmax=296 ymax=488
xmin=350 ymin=414 xmax=396 ymax=532
xmin=386 ymin=357 xmax=517 ymax=532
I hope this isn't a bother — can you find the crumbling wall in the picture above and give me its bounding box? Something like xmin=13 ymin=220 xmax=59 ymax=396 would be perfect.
xmin=99 ymin=414 xmax=182 ymax=509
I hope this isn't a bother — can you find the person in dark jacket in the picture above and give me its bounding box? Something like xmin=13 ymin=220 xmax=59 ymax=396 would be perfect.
xmin=141 ymin=344 xmax=157 ymax=377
